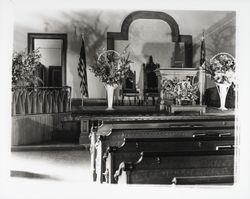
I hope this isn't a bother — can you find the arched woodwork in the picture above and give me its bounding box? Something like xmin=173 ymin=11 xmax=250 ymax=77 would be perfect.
xmin=107 ymin=10 xmax=193 ymax=67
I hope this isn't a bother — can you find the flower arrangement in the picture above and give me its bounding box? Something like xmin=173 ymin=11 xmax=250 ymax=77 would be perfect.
xmin=161 ymin=79 xmax=177 ymax=100
xmin=205 ymin=52 xmax=235 ymax=84
xmin=12 ymin=49 xmax=43 ymax=87
xmin=162 ymin=77 xmax=199 ymax=104
xmin=173 ymin=79 xmax=199 ymax=103
xmin=89 ymin=46 xmax=133 ymax=86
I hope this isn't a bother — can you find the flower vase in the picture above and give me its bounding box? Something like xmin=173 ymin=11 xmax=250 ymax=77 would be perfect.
xmin=105 ymin=84 xmax=118 ymax=110
xmin=215 ymin=82 xmax=231 ymax=111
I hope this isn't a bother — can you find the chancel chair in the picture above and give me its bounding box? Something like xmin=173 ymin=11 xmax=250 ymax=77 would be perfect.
xmin=143 ymin=56 xmax=160 ymax=105
xmin=120 ymin=68 xmax=139 ymax=105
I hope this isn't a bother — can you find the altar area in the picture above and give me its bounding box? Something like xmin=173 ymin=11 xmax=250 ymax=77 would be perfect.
xmin=10 ymin=8 xmax=237 ymax=186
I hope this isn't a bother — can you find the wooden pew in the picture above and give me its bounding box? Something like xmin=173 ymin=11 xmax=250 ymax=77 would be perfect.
xmin=92 ymin=116 xmax=235 ymax=182
xmin=172 ymin=175 xmax=234 ymax=185
xmin=104 ymin=136 xmax=234 ymax=183
xmin=95 ymin=126 xmax=234 ymax=183
xmin=114 ymin=150 xmax=234 ymax=184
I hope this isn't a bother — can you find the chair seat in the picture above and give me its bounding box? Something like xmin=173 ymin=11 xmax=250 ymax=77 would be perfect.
xmin=144 ymin=92 xmax=159 ymax=96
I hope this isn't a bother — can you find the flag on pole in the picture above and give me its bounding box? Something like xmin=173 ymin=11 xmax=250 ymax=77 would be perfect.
xmin=200 ymin=31 xmax=206 ymax=67
xmin=78 ymin=35 xmax=88 ymax=98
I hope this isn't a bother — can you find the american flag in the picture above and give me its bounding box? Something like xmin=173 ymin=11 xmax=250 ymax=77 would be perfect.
xmin=78 ymin=36 xmax=88 ymax=98
xmin=200 ymin=31 xmax=206 ymax=67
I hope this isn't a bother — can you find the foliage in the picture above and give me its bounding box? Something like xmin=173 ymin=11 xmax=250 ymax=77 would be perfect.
xmin=12 ymin=49 xmax=43 ymax=87
xmin=89 ymin=45 xmax=133 ymax=86
xmin=162 ymin=77 xmax=199 ymax=102
xmin=173 ymin=79 xmax=199 ymax=101
xmin=161 ymin=79 xmax=178 ymax=99
xmin=204 ymin=52 xmax=235 ymax=84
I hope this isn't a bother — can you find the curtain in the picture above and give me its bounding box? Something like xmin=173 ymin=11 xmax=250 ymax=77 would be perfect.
xmin=12 ymin=87 xmax=71 ymax=115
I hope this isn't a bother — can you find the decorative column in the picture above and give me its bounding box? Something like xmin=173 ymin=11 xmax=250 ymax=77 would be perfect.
xmin=155 ymin=69 xmax=165 ymax=111
xmin=198 ymin=67 xmax=206 ymax=105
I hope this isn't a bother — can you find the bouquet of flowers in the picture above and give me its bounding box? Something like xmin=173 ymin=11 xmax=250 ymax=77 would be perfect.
xmin=12 ymin=49 xmax=43 ymax=87
xmin=89 ymin=46 xmax=133 ymax=86
xmin=173 ymin=79 xmax=199 ymax=102
xmin=161 ymin=79 xmax=178 ymax=100
xmin=205 ymin=52 xmax=235 ymax=84
xmin=162 ymin=77 xmax=199 ymax=104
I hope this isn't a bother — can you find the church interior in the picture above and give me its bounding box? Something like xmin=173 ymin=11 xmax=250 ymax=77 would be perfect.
xmin=3 ymin=1 xmax=248 ymax=197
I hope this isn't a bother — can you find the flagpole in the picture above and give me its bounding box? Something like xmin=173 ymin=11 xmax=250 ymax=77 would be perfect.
xmin=200 ymin=30 xmax=206 ymax=105
xmin=81 ymin=33 xmax=84 ymax=108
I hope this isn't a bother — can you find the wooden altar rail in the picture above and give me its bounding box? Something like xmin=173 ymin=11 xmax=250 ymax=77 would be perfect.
xmin=12 ymin=86 xmax=72 ymax=116
xmin=11 ymin=112 xmax=70 ymax=146
xmin=114 ymin=150 xmax=234 ymax=184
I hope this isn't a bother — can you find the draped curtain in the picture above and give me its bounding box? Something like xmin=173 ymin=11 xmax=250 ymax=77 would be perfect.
xmin=12 ymin=87 xmax=71 ymax=115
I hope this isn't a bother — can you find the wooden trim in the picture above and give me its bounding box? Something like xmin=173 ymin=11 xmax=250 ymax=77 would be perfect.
xmin=172 ymin=175 xmax=234 ymax=185
xmin=107 ymin=10 xmax=180 ymax=50
xmin=180 ymin=35 xmax=193 ymax=67
xmin=27 ymin=33 xmax=67 ymax=86
xmin=106 ymin=10 xmax=193 ymax=68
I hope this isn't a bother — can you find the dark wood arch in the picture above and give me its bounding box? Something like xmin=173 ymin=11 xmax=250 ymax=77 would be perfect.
xmin=107 ymin=10 xmax=193 ymax=67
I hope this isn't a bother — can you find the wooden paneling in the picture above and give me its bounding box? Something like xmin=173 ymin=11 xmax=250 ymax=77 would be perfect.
xmin=11 ymin=113 xmax=70 ymax=146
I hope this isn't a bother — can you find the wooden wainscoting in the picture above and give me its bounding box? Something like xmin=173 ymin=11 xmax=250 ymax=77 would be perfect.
xmin=11 ymin=113 xmax=70 ymax=146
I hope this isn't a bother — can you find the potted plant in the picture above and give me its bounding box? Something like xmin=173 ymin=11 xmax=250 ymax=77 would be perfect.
xmin=12 ymin=49 xmax=43 ymax=87
xmin=204 ymin=52 xmax=235 ymax=110
xmin=89 ymin=46 xmax=133 ymax=110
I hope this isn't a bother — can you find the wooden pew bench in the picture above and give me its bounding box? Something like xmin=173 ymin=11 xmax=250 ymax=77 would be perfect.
xmin=103 ymin=136 xmax=234 ymax=183
xmin=92 ymin=116 xmax=235 ymax=183
xmin=96 ymin=126 xmax=234 ymax=183
xmin=172 ymin=175 xmax=234 ymax=185
xmin=114 ymin=150 xmax=234 ymax=185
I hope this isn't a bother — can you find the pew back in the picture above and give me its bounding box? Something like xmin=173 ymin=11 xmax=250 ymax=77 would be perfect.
xmin=93 ymin=116 xmax=235 ymax=184
xmin=104 ymin=136 xmax=234 ymax=183
xmin=115 ymin=150 xmax=234 ymax=184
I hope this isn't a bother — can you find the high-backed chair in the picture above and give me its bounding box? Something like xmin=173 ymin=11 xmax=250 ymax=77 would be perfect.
xmin=120 ymin=68 xmax=139 ymax=105
xmin=143 ymin=56 xmax=160 ymax=105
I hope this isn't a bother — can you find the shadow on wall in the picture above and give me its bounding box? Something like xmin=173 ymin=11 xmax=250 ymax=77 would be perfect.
xmin=142 ymin=42 xmax=176 ymax=67
xmin=192 ymin=13 xmax=236 ymax=67
xmin=122 ymin=42 xmax=175 ymax=95
xmin=205 ymin=25 xmax=235 ymax=57
xmin=42 ymin=11 xmax=109 ymax=98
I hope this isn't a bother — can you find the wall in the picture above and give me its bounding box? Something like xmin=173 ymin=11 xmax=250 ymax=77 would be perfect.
xmin=193 ymin=12 xmax=236 ymax=88
xmin=11 ymin=113 xmax=70 ymax=145
xmin=13 ymin=9 xmax=235 ymax=98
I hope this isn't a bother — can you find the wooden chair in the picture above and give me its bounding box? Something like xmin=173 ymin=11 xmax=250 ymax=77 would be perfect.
xmin=120 ymin=68 xmax=139 ymax=105
xmin=143 ymin=56 xmax=160 ymax=105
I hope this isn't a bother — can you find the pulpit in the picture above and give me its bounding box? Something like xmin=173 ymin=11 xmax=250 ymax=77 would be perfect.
xmin=156 ymin=67 xmax=206 ymax=114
